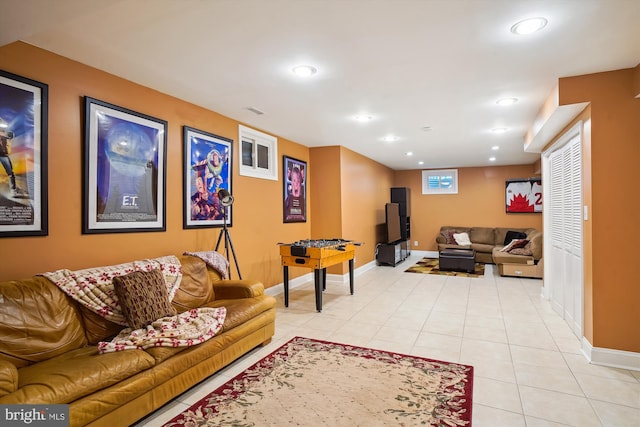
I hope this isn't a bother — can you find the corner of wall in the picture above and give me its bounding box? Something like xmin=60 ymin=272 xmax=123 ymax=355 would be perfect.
xmin=582 ymin=337 xmax=640 ymax=372
xmin=633 ymin=63 xmax=640 ymax=98
xmin=532 ymin=159 xmax=542 ymax=175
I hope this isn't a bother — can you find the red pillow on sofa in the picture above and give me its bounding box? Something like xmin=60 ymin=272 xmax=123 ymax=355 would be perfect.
xmin=441 ymin=230 xmax=456 ymax=244
xmin=510 ymin=239 xmax=529 ymax=249
xmin=508 ymin=242 xmax=533 ymax=256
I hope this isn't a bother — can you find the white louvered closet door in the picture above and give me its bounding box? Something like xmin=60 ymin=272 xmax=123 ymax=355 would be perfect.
xmin=547 ymin=131 xmax=583 ymax=338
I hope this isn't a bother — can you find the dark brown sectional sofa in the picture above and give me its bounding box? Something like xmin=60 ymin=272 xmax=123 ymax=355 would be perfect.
xmin=436 ymin=226 xmax=543 ymax=277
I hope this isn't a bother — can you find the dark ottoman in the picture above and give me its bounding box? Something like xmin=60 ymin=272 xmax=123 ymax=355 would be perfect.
xmin=439 ymin=248 xmax=476 ymax=273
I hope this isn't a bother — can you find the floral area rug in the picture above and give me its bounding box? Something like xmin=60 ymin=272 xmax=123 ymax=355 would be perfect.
xmin=163 ymin=336 xmax=473 ymax=426
xmin=405 ymin=257 xmax=485 ymax=278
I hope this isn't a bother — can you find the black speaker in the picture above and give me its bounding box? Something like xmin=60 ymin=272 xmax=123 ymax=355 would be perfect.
xmin=390 ymin=187 xmax=410 ymax=217
xmin=400 ymin=216 xmax=410 ymax=240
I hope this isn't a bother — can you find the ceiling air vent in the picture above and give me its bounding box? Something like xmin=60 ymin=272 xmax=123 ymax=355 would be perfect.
xmin=245 ymin=106 xmax=265 ymax=115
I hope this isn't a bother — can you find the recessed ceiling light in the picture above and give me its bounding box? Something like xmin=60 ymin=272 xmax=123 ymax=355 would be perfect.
xmin=382 ymin=135 xmax=398 ymax=142
xmin=292 ymin=65 xmax=318 ymax=77
xmin=405 ymin=151 xmax=413 ymax=156
xmin=354 ymin=114 xmax=373 ymax=122
xmin=492 ymin=145 xmax=500 ymax=150
xmin=496 ymin=97 xmax=518 ymax=106
xmin=491 ymin=127 xmax=508 ymax=134
xmin=489 ymin=156 xmax=497 ymax=162
xmin=510 ymin=17 xmax=548 ymax=35
xmin=418 ymin=161 xmax=424 ymax=165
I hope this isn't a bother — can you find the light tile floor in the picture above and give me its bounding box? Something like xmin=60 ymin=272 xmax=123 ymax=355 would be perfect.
xmin=135 ymin=254 xmax=640 ymax=427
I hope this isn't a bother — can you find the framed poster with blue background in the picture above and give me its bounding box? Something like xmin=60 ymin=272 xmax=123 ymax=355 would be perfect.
xmin=183 ymin=126 xmax=233 ymax=229
xmin=0 ymin=70 xmax=48 ymax=237
xmin=83 ymin=97 xmax=167 ymax=233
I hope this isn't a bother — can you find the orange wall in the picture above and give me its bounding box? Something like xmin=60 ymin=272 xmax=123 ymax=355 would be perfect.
xmin=308 ymin=146 xmax=394 ymax=274
xmin=559 ymin=68 xmax=640 ymax=353
xmin=0 ymin=42 xmax=310 ymax=288
xmin=394 ymin=165 xmax=542 ymax=251
xmin=309 ymin=146 xmax=343 ymax=240
xmin=339 ymin=147 xmax=395 ymax=270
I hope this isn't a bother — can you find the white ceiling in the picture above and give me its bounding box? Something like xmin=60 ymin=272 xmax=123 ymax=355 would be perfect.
xmin=2 ymin=0 xmax=639 ymax=170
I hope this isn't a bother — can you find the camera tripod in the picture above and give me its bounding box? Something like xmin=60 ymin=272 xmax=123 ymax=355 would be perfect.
xmin=214 ymin=206 xmax=242 ymax=279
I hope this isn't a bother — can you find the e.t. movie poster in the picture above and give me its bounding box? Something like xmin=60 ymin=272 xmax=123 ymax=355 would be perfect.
xmin=83 ymin=97 xmax=167 ymax=233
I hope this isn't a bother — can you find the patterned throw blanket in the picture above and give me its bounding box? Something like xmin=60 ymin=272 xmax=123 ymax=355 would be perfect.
xmin=40 ymin=255 xmax=226 ymax=354
xmin=184 ymin=251 xmax=230 ymax=279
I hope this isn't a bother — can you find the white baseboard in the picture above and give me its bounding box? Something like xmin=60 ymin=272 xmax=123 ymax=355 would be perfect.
xmin=422 ymin=250 xmax=438 ymax=258
xmin=582 ymin=337 xmax=640 ymax=372
xmin=327 ymin=259 xmax=378 ymax=283
xmin=264 ymin=259 xmax=378 ymax=297
xmin=264 ymin=272 xmax=311 ymax=297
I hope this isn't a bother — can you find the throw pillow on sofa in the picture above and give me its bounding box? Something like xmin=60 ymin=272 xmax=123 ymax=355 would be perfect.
xmin=441 ymin=230 xmax=456 ymax=244
xmin=113 ymin=269 xmax=177 ymax=330
xmin=504 ymin=230 xmax=527 ymax=245
xmin=453 ymin=232 xmax=472 ymax=246
xmin=500 ymin=238 xmax=529 ymax=252
xmin=508 ymin=242 xmax=534 ymax=256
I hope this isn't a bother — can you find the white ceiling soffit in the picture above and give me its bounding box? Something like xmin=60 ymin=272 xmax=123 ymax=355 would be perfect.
xmin=524 ymin=85 xmax=590 ymax=153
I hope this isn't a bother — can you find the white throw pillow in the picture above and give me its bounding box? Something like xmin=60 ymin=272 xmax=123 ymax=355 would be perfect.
xmin=453 ymin=232 xmax=471 ymax=246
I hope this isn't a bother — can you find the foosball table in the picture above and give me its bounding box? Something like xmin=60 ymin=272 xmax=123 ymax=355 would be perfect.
xmin=278 ymin=239 xmax=361 ymax=312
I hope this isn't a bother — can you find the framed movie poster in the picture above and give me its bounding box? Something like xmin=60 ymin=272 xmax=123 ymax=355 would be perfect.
xmin=506 ymin=178 xmax=542 ymax=213
xmin=83 ymin=97 xmax=167 ymax=234
xmin=0 ymin=70 xmax=48 ymax=238
xmin=283 ymin=156 xmax=306 ymax=223
xmin=183 ymin=126 xmax=233 ymax=229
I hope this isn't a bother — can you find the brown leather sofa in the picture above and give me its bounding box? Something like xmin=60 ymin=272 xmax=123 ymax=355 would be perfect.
xmin=0 ymin=254 xmax=276 ymax=427
xmin=436 ymin=226 xmax=543 ymax=273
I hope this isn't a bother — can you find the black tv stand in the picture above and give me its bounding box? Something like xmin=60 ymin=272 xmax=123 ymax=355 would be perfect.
xmin=376 ymin=240 xmax=410 ymax=267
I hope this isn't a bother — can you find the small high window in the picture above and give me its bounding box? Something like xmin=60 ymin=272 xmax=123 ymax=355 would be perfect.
xmin=422 ymin=169 xmax=458 ymax=194
xmin=238 ymin=125 xmax=278 ymax=180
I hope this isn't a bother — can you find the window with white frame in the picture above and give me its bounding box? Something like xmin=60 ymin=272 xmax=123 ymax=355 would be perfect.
xmin=238 ymin=125 xmax=278 ymax=180
xmin=422 ymin=169 xmax=458 ymax=194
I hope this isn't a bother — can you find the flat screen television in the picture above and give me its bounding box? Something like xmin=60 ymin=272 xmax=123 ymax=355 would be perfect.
xmin=385 ymin=203 xmax=402 ymax=244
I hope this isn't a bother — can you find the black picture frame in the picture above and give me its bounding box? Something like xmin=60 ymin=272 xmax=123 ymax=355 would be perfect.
xmin=82 ymin=97 xmax=167 ymax=234
xmin=183 ymin=126 xmax=233 ymax=229
xmin=506 ymin=178 xmax=542 ymax=213
xmin=0 ymin=70 xmax=48 ymax=238
xmin=283 ymin=155 xmax=306 ymax=223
